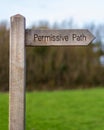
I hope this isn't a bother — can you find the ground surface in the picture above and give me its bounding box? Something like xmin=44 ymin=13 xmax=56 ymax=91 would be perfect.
xmin=0 ymin=88 xmax=104 ymax=130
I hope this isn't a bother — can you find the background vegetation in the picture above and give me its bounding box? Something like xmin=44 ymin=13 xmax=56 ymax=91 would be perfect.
xmin=0 ymin=20 xmax=104 ymax=91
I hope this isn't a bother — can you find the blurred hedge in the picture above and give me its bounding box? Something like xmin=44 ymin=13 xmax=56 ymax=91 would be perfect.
xmin=0 ymin=23 xmax=104 ymax=91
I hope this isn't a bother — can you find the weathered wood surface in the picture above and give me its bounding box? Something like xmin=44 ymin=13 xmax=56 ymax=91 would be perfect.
xmin=25 ymin=29 xmax=95 ymax=46
xmin=9 ymin=14 xmax=26 ymax=130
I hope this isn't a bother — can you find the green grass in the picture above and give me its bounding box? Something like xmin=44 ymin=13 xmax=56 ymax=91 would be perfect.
xmin=0 ymin=93 xmax=8 ymax=130
xmin=1 ymin=88 xmax=104 ymax=130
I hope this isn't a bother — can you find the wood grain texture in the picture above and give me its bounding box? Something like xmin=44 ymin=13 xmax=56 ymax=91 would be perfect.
xmin=9 ymin=14 xmax=26 ymax=130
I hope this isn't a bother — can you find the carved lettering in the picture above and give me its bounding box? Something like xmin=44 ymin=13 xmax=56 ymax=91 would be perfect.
xmin=34 ymin=34 xmax=69 ymax=42
xmin=72 ymin=34 xmax=86 ymax=41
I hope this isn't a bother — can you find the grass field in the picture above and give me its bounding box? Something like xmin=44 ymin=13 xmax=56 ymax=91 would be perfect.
xmin=0 ymin=88 xmax=104 ymax=130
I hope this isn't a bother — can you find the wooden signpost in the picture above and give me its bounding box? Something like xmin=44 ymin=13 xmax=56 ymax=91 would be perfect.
xmin=9 ymin=14 xmax=95 ymax=130
xmin=9 ymin=14 xmax=26 ymax=130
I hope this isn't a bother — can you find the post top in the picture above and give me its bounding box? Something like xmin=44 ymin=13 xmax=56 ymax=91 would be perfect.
xmin=11 ymin=14 xmax=25 ymax=19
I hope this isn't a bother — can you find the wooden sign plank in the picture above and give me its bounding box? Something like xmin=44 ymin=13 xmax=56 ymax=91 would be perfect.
xmin=25 ymin=29 xmax=95 ymax=46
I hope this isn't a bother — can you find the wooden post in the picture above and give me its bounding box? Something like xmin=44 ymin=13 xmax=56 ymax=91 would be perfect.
xmin=9 ymin=14 xmax=26 ymax=130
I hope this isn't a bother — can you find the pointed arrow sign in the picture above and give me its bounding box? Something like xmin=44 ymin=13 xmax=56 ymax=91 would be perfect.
xmin=25 ymin=29 xmax=95 ymax=46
